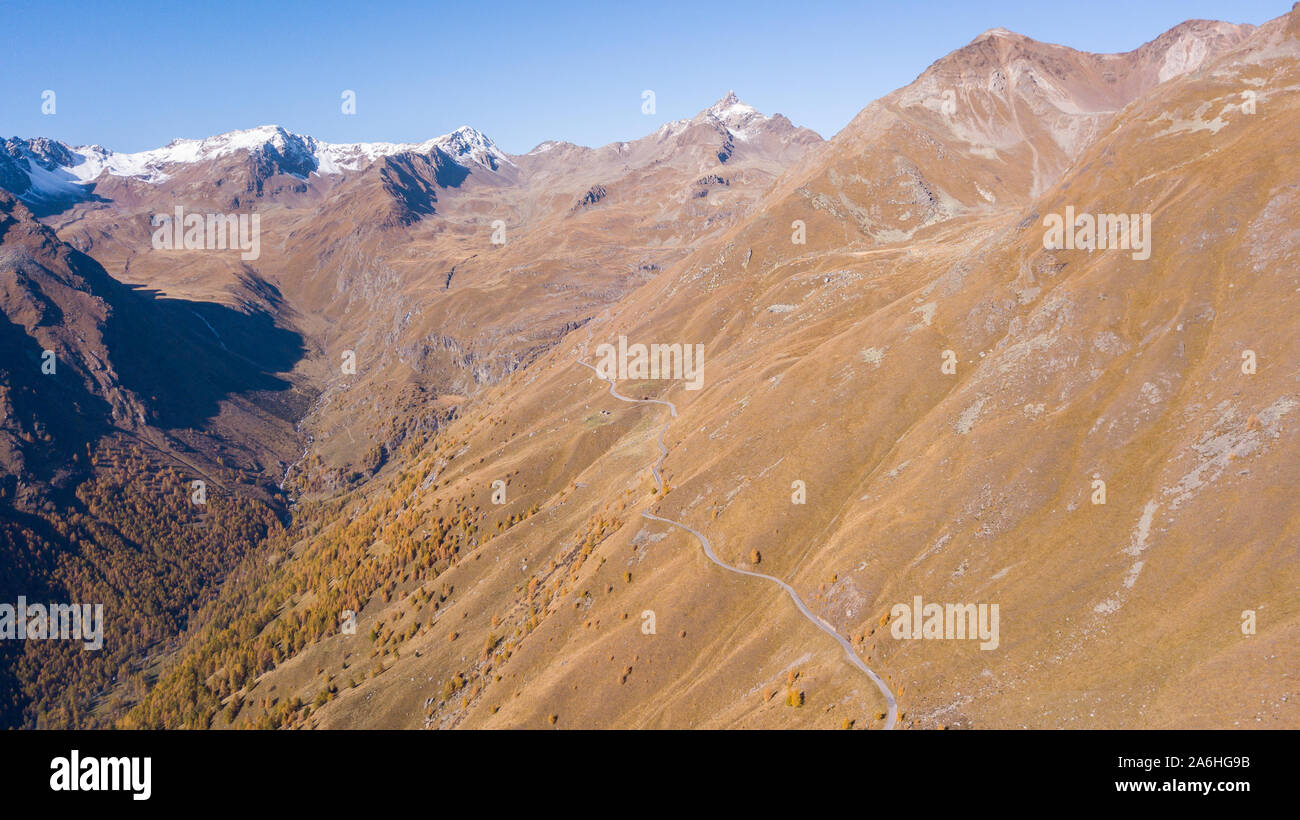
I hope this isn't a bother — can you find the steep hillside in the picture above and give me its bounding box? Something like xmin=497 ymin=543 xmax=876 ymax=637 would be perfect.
xmin=6 ymin=9 xmax=1296 ymax=731
xmin=0 ymin=192 xmax=295 ymax=727
xmin=0 ymin=96 xmax=823 ymax=727
xmin=135 ymin=8 xmax=1300 ymax=730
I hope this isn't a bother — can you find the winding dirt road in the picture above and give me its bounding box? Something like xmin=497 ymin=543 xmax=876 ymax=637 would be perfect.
xmin=575 ymin=350 xmax=898 ymax=730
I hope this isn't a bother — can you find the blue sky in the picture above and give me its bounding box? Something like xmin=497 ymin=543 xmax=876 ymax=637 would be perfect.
xmin=1 ymin=0 xmax=1290 ymax=154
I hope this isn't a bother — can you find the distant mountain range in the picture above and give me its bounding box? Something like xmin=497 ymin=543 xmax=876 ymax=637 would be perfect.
xmin=2 ymin=6 xmax=1297 ymax=730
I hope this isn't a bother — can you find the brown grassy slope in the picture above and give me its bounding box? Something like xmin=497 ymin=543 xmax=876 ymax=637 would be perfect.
xmin=172 ymin=11 xmax=1300 ymax=730
xmin=297 ymin=13 xmax=1299 ymax=729
xmin=42 ymin=98 xmax=821 ymax=489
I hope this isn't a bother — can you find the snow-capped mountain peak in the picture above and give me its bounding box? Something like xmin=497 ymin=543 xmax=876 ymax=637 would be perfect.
xmin=421 ymin=126 xmax=515 ymax=171
xmin=526 ymin=139 xmax=574 ymax=155
xmin=51 ymin=125 xmax=314 ymax=184
xmin=646 ymin=92 xmax=775 ymax=145
xmin=1 ymin=124 xmax=514 ymax=210
xmin=706 ymin=91 xmax=761 ymax=125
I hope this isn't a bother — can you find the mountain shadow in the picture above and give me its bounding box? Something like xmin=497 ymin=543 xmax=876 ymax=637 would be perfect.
xmin=0 ymin=192 xmax=306 ymax=462
xmin=66 ymin=247 xmax=306 ymax=431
